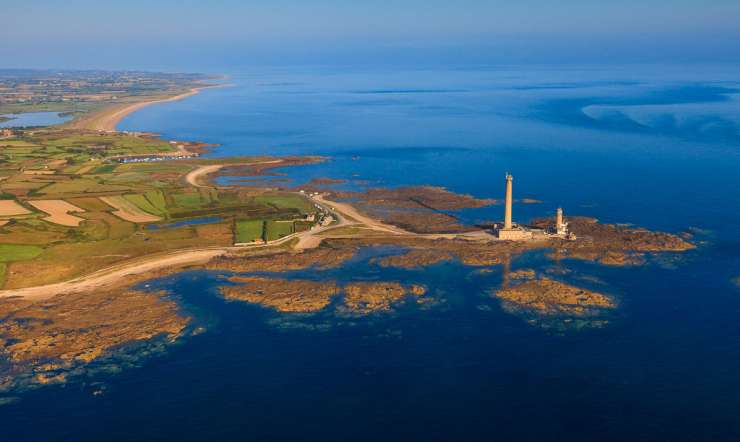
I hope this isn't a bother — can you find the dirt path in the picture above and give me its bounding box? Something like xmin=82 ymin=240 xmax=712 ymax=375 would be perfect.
xmin=0 ymin=248 xmax=227 ymax=301
xmin=0 ymin=225 xmax=329 ymax=300
xmin=312 ymin=194 xmax=410 ymax=235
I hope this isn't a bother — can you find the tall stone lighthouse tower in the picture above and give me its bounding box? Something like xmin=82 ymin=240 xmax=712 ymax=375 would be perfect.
xmin=556 ymin=207 xmax=564 ymax=233
xmin=504 ymin=173 xmax=513 ymax=229
xmin=496 ymin=173 xmax=532 ymax=240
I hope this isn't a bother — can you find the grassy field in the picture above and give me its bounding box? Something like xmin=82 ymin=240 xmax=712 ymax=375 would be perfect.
xmin=173 ymin=192 xmax=204 ymax=208
xmin=124 ymin=194 xmax=166 ymax=216
xmin=41 ymin=179 xmax=131 ymax=195
xmin=91 ymin=164 xmax=117 ymax=174
xmin=253 ymin=193 xmax=313 ymax=213
xmin=145 ymin=190 xmax=167 ymax=213
xmin=0 ymin=244 xmax=44 ymax=262
xmin=264 ymin=220 xmax=295 ymax=241
xmin=235 ymin=219 xmax=264 ymax=243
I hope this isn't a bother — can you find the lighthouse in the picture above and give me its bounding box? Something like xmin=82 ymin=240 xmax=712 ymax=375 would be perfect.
xmin=496 ymin=173 xmax=532 ymax=240
xmin=554 ymin=207 xmax=575 ymax=239
xmin=504 ymin=173 xmax=513 ymax=229
xmin=556 ymin=207 xmax=565 ymax=234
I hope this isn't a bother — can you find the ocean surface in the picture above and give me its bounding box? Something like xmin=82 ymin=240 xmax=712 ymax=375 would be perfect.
xmin=5 ymin=65 xmax=740 ymax=441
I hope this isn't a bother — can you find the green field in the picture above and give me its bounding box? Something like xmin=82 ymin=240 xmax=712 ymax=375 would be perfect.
xmin=45 ymin=134 xmax=173 ymax=156
xmin=124 ymin=193 xmax=166 ymax=216
xmin=0 ymin=244 xmax=44 ymax=262
xmin=91 ymin=164 xmax=117 ymax=174
xmin=173 ymin=192 xmax=204 ymax=208
xmin=145 ymin=190 xmax=168 ymax=213
xmin=235 ymin=219 xmax=264 ymax=243
xmin=41 ymin=179 xmax=131 ymax=195
xmin=253 ymin=194 xmax=313 ymax=213
xmin=264 ymin=220 xmax=295 ymax=241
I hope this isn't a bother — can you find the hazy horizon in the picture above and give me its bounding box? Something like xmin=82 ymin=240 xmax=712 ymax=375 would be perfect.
xmin=3 ymin=0 xmax=740 ymax=71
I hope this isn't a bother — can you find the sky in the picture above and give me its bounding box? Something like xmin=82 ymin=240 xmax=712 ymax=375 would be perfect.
xmin=2 ymin=0 xmax=740 ymax=70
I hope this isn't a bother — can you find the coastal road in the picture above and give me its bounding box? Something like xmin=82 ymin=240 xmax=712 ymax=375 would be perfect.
xmin=0 ymin=173 xmax=494 ymax=300
xmin=0 ymin=248 xmax=227 ymax=301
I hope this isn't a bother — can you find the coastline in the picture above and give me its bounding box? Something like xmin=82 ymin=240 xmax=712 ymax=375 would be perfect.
xmin=0 ymin=188 xmax=404 ymax=300
xmin=67 ymin=84 xmax=223 ymax=132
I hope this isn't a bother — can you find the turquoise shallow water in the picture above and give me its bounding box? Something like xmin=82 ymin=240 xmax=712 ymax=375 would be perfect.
xmin=3 ymin=66 xmax=740 ymax=441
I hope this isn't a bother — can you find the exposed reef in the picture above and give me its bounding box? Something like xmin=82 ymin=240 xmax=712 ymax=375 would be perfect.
xmin=212 ymin=156 xmax=325 ymax=187
xmin=494 ymin=276 xmax=615 ymax=316
xmin=342 ymin=282 xmax=427 ymax=314
xmin=329 ymin=186 xmax=495 ymax=233
xmin=371 ymin=209 xmax=473 ymax=234
xmin=206 ymin=246 xmax=357 ymax=273
xmin=374 ymin=249 xmax=454 ymax=269
xmin=327 ymin=216 xmax=692 ymax=269
xmin=333 ymin=186 xmax=496 ymax=210
xmin=306 ymin=177 xmax=347 ymax=186
xmin=492 ymin=274 xmax=616 ymax=330
xmin=326 ymin=237 xmax=539 ymax=267
xmin=509 ymin=269 xmax=536 ymax=280
xmin=221 ymin=276 xmax=339 ymax=313
xmin=0 ymin=289 xmax=189 ymax=395
xmin=533 ymin=216 xmax=695 ymax=266
xmin=218 ymin=276 xmax=427 ymax=315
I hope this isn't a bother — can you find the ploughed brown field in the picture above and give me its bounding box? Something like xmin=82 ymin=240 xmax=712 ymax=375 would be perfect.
xmin=27 ymin=200 xmax=86 ymax=227
xmin=0 ymin=200 xmax=30 ymax=217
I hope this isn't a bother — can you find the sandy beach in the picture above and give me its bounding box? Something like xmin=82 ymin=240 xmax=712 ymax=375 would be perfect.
xmin=68 ymin=85 xmax=219 ymax=132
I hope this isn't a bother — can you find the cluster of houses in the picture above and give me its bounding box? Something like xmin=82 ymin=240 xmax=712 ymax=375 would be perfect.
xmin=115 ymin=153 xmax=199 ymax=164
xmin=301 ymin=191 xmax=336 ymax=227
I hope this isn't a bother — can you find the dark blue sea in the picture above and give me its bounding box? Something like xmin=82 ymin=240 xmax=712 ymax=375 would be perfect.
xmin=5 ymin=65 xmax=740 ymax=441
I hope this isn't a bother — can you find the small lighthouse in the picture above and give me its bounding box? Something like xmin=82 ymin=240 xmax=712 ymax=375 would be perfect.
xmin=556 ymin=207 xmax=565 ymax=234
xmin=553 ymin=207 xmax=575 ymax=239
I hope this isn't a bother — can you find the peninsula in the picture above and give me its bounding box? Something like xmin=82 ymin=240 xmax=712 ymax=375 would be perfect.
xmin=0 ymin=70 xmax=697 ymax=398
